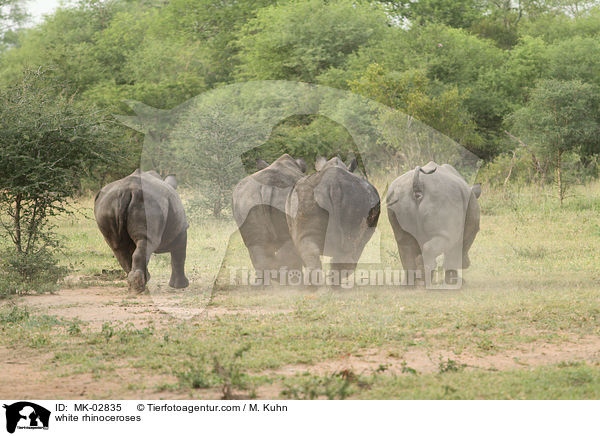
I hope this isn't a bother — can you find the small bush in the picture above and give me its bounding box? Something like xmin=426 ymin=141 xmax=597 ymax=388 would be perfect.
xmin=281 ymin=372 xmax=355 ymax=400
xmin=0 ymin=305 xmax=30 ymax=324
xmin=478 ymin=151 xmax=538 ymax=188
xmin=280 ymin=368 xmax=379 ymax=400
xmin=100 ymin=322 xmax=115 ymax=342
xmin=401 ymin=361 xmax=418 ymax=375
xmin=67 ymin=319 xmax=83 ymax=336
xmin=562 ymin=195 xmax=600 ymax=212
xmin=479 ymin=150 xmax=598 ymax=205
xmin=212 ymin=344 xmax=253 ymax=399
xmin=175 ymin=357 xmax=214 ymax=389
xmin=0 ymin=248 xmax=68 ymax=297
xmin=438 ymin=358 xmax=466 ymax=373
xmin=116 ymin=324 xmax=154 ymax=343
xmin=512 ymin=246 xmax=548 ymax=260
xmin=174 ymin=344 xmax=255 ymax=399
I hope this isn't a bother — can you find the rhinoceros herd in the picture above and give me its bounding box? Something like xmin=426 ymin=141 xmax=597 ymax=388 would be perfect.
xmin=94 ymin=155 xmax=481 ymax=293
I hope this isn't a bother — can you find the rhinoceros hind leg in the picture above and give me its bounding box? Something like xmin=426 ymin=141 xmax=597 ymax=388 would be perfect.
xmin=444 ymin=242 xmax=464 ymax=271
xmin=247 ymin=244 xmax=276 ymax=271
xmin=445 ymin=269 xmax=458 ymax=284
xmin=462 ymin=252 xmax=470 ymax=269
xmin=112 ymin=240 xmax=135 ymax=274
xmin=169 ymin=275 xmax=189 ymax=289
xmin=129 ymin=239 xmax=158 ymax=292
xmin=274 ymin=239 xmax=303 ymax=272
xmin=422 ymin=236 xmax=447 ymax=286
xmin=246 ymin=244 xmax=278 ymax=286
xmin=329 ymin=261 xmax=357 ymax=289
xmin=295 ymin=239 xmax=323 ymax=286
xmin=169 ymin=230 xmax=189 ymax=289
xmin=127 ymin=270 xmax=146 ymax=294
xmin=462 ymin=195 xmax=480 ymax=270
xmin=388 ymin=211 xmax=423 ymax=285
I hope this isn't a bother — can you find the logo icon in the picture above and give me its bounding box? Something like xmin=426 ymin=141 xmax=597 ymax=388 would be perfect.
xmin=3 ymin=402 xmax=50 ymax=434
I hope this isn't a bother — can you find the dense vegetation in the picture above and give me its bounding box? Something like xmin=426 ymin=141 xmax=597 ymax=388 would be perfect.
xmin=1 ymin=0 xmax=600 ymax=291
xmin=1 ymin=0 xmax=599 ymax=183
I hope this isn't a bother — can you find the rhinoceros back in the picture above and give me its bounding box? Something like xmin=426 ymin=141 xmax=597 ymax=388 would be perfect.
xmin=313 ymin=167 xmax=380 ymax=258
xmin=387 ymin=162 xmax=472 ymax=245
xmin=94 ymin=170 xmax=187 ymax=250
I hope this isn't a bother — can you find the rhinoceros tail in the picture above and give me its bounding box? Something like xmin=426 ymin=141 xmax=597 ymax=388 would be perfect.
xmin=412 ymin=165 xmax=437 ymax=202
xmin=116 ymin=190 xmax=133 ymax=239
xmin=412 ymin=166 xmax=423 ymax=201
xmin=367 ymin=201 xmax=380 ymax=227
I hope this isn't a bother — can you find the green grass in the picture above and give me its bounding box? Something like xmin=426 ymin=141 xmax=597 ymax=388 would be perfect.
xmin=1 ymin=181 xmax=600 ymax=398
xmin=358 ymin=363 xmax=600 ymax=399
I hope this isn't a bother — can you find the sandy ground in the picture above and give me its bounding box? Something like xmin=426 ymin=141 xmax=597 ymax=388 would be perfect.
xmin=270 ymin=337 xmax=600 ymax=377
xmin=1 ymin=286 xmax=599 ymax=399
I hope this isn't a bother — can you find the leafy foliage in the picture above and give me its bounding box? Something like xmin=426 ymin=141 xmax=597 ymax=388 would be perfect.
xmin=0 ymin=0 xmax=599 ymax=227
xmin=0 ymin=248 xmax=67 ymax=297
xmin=509 ymin=79 xmax=600 ymax=202
xmin=236 ymin=0 xmax=387 ymax=81
xmin=0 ymin=69 xmax=113 ymax=290
xmin=174 ymin=344 xmax=254 ymax=399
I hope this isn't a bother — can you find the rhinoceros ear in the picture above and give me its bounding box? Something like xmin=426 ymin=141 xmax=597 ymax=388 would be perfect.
xmin=472 ymin=184 xmax=482 ymax=199
xmin=296 ymin=158 xmax=307 ymax=173
xmin=256 ymin=159 xmax=269 ymax=170
xmin=347 ymin=158 xmax=358 ymax=173
xmin=165 ymin=175 xmax=178 ymax=190
xmin=315 ymin=156 xmax=327 ymax=172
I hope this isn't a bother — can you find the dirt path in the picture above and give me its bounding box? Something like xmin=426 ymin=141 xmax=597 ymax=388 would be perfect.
xmin=0 ymin=286 xmax=291 ymax=399
xmin=0 ymin=346 xmax=186 ymax=399
xmin=16 ymin=286 xmax=171 ymax=329
xmin=0 ymin=286 xmax=181 ymax=399
xmin=267 ymin=336 xmax=600 ymax=377
xmin=2 ymin=286 xmax=600 ymax=399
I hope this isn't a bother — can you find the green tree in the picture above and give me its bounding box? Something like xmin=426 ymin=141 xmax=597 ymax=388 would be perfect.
xmin=0 ymin=0 xmax=28 ymax=47
xmin=236 ymin=0 xmax=387 ymax=82
xmin=0 ymin=1 xmax=117 ymax=92
xmin=465 ymin=35 xmax=548 ymax=154
xmin=519 ymin=6 xmax=600 ymax=43
xmin=154 ymin=0 xmax=277 ymax=87
xmin=0 ymin=70 xmax=113 ymax=292
xmin=545 ymin=36 xmax=600 ymax=87
xmin=381 ymin=0 xmax=486 ymax=29
xmin=350 ymin=64 xmax=483 ymax=156
xmin=242 ymin=114 xmax=360 ymax=169
xmin=322 ymin=23 xmax=504 ymax=156
xmin=509 ymin=79 xmax=600 ymax=203
xmin=172 ymin=105 xmax=259 ymax=218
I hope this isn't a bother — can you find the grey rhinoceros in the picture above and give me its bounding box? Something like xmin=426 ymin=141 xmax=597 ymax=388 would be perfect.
xmin=94 ymin=169 xmax=189 ymax=293
xmin=286 ymin=156 xmax=380 ymax=283
xmin=232 ymin=154 xmax=307 ymax=281
xmin=386 ymin=161 xmax=481 ymax=286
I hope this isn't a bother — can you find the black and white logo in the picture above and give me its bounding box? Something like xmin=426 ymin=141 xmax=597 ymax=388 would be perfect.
xmin=3 ymin=402 xmax=50 ymax=434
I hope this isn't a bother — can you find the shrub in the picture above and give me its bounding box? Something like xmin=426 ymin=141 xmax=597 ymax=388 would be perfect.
xmin=0 ymin=248 xmax=68 ymax=297
xmin=0 ymin=69 xmax=112 ymax=294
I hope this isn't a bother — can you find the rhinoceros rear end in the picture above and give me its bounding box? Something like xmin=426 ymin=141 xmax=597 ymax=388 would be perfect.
xmin=386 ymin=162 xmax=480 ymax=287
xmin=94 ymin=169 xmax=189 ymax=293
